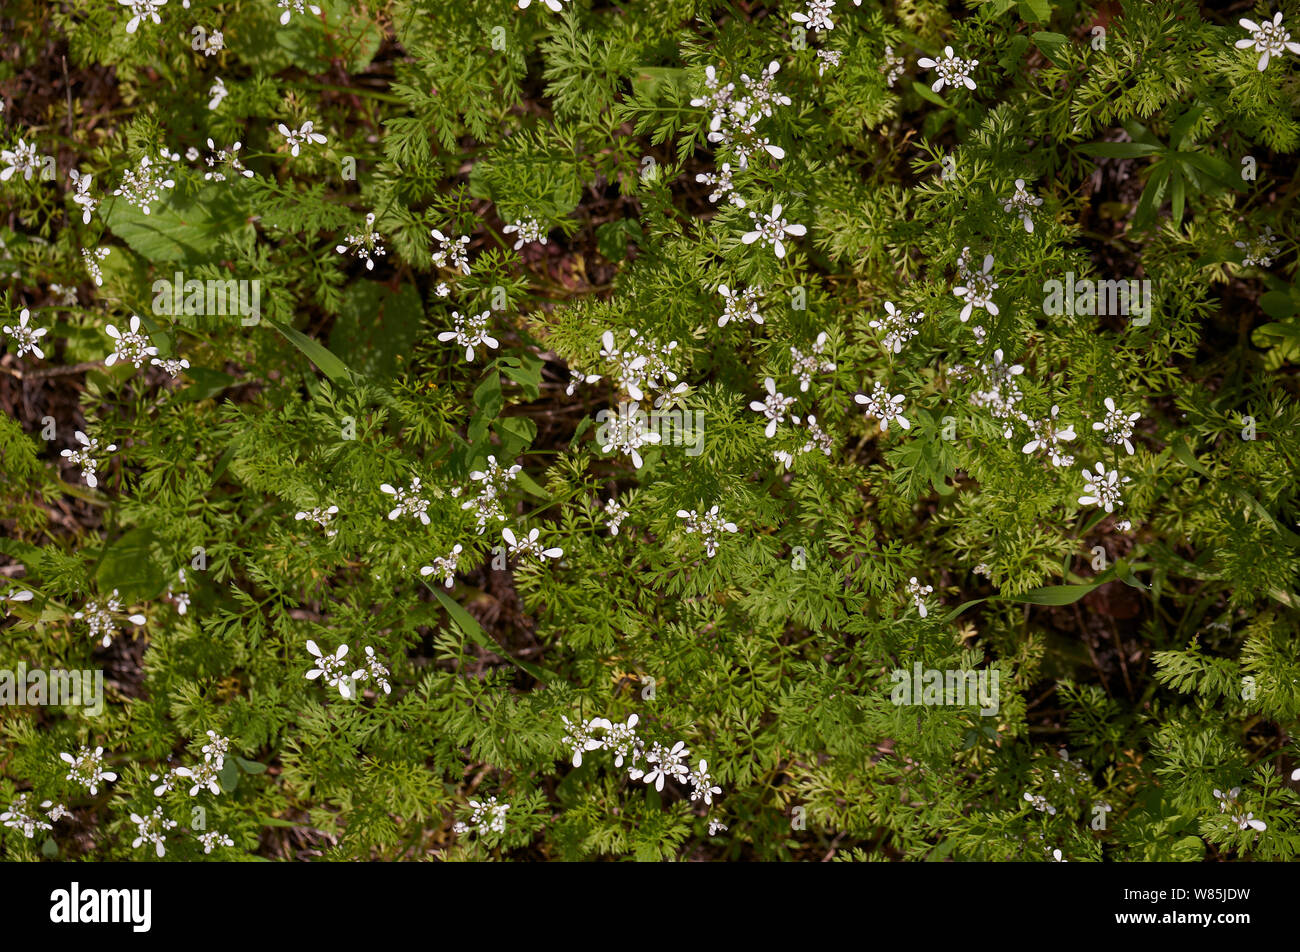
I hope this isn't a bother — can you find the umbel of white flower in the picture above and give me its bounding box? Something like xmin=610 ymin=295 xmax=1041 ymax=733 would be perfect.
xmin=277 ymin=120 xmax=327 ymax=156
xmin=1078 ymin=462 xmax=1130 ymax=513
xmin=502 ymin=527 xmax=564 ymax=563
xmin=599 ymin=402 xmax=661 ymax=468
xmin=104 ymin=314 xmax=159 ymax=369
xmin=855 ymin=382 xmax=910 ymax=432
xmin=420 ymin=543 xmax=464 ymax=588
xmin=3 ymin=308 xmax=49 ymax=359
xmin=74 ymin=590 xmax=146 ymax=647
xmin=1002 ymin=179 xmax=1043 ymax=233
xmin=304 ymin=639 xmax=357 ymax=698
xmin=119 ymin=0 xmax=166 ymax=35
xmin=60 ymin=746 xmax=118 ymax=796
xmin=438 ymin=309 xmax=498 ymax=361
xmin=380 ymin=477 xmax=431 ymax=524
xmin=677 ymin=505 xmax=738 ymax=558
xmin=750 ymin=376 xmax=795 ymax=438
xmin=1236 ymin=13 xmax=1300 ymax=71
xmin=917 ymin=46 xmax=978 ymax=92
xmin=278 ymin=0 xmax=322 ymax=25
xmin=741 ymin=203 xmax=806 ymax=259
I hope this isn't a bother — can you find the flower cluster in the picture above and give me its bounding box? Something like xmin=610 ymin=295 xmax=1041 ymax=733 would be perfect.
xmin=60 ymin=746 xmax=118 ymax=796
xmin=869 ymin=302 xmax=923 ymax=356
xmin=304 ymin=641 xmax=392 ymax=699
xmin=438 ymin=309 xmax=498 ymax=361
xmin=917 ymin=46 xmax=978 ymax=93
xmin=462 ymin=455 xmax=520 ymax=532
xmin=3 ymin=309 xmax=48 ymax=359
xmin=561 ymin=713 xmax=723 ymax=807
xmin=855 ymin=382 xmax=910 ymax=432
xmin=129 ymin=806 xmax=178 ymax=857
xmin=73 ymin=590 xmax=146 ymax=647
xmin=1 ymin=794 xmax=69 ymax=838
xmin=112 ymin=148 xmax=179 ymax=215
xmin=676 ymin=505 xmax=738 ymax=558
xmin=453 ymin=795 xmax=510 ymax=836
xmin=598 ymin=402 xmax=662 ymax=468
xmin=380 ymin=477 xmax=432 ymax=525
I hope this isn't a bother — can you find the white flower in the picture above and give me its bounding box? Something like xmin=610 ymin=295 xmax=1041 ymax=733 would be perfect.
xmin=430 ymin=228 xmax=471 ymax=274
xmin=696 ymin=163 xmax=745 ymax=206
xmin=354 ymin=646 xmax=391 ymax=695
xmin=741 ymin=203 xmax=806 ymax=259
xmin=953 ymin=253 xmax=999 ymax=321
xmin=437 ymin=309 xmax=498 ymax=361
xmin=69 ymin=170 xmax=98 ymax=223
xmin=278 ymin=0 xmax=322 ymax=25
xmin=1 ymin=587 xmax=35 ymax=615
xmin=502 ymin=527 xmax=564 ymax=563
xmin=642 ymin=740 xmax=690 ymax=791
xmin=503 ymin=218 xmax=546 ymax=249
xmin=74 ymin=590 xmax=145 ymax=647
xmin=750 ymin=377 xmax=795 ymax=438
xmin=60 ymin=746 xmax=117 ymax=795
xmin=129 ymin=806 xmax=177 ymax=857
xmin=1236 ymin=13 xmax=1299 ymax=71
xmin=708 ymin=818 xmax=729 ymax=835
xmin=1022 ymin=405 xmax=1077 ymax=467
xmin=1078 ymin=462 xmax=1130 ymax=513
xmin=119 ymin=0 xmax=166 ymax=34
xmin=1024 ymin=791 xmax=1056 ymax=815
xmin=869 ymin=302 xmax=923 ymax=355
xmin=112 ymin=149 xmax=178 ymax=215
xmin=105 ymin=314 xmax=158 ymax=368
xmin=305 ymin=640 xmax=355 ymax=698
xmin=295 ymin=504 xmax=339 ymax=536
xmin=336 ymin=212 xmax=386 ymax=270
xmin=1 ymin=794 xmax=53 ymax=838
xmin=599 ymin=713 xmax=642 ymax=767
xmin=598 ymin=402 xmax=662 ymax=468
xmin=817 ymin=49 xmax=843 ymax=76
xmin=561 ymin=716 xmax=604 ymax=768
xmin=677 ymin=505 xmax=738 ymax=558
xmin=465 ymin=796 xmax=510 ymax=835
xmin=174 ymin=761 xmax=222 ymax=797
xmin=201 ymin=139 xmax=254 ymax=182
xmin=420 ymin=543 xmax=464 ymax=588
xmin=689 ymin=759 xmax=722 ymax=804
xmin=50 ymin=284 xmax=78 ymax=307
xmin=150 ymin=356 xmax=190 ymax=378
xmin=150 ymin=769 xmax=180 ymax=796
xmin=907 ymin=577 xmax=933 ymax=618
xmin=61 ymin=430 xmax=118 ymax=489
xmin=880 ymin=45 xmax=905 ymax=86
xmin=1092 ymin=397 xmax=1139 ymax=455
xmin=380 ymin=478 xmax=431 ymax=524
xmin=208 ymin=77 xmax=228 ymax=111
xmin=277 ymin=120 xmax=326 ymax=156
xmin=83 ymin=247 xmax=110 ymax=287
xmin=518 ymin=0 xmax=569 ymax=11
xmin=1003 ymin=179 xmax=1043 ymax=233
xmin=717 ymin=283 xmax=764 ymax=328
xmin=197 ymin=830 xmax=235 ymax=853
xmin=1235 ymin=227 xmax=1277 ymax=268
xmin=201 ymin=29 xmax=224 ymax=55
xmin=968 ymin=348 xmax=1026 ymax=437
xmin=3 ymin=308 xmax=48 ymax=359
xmin=201 ymin=731 xmax=231 ymax=769
xmin=0 ymin=138 xmax=41 ymax=183
xmin=604 ymin=499 xmax=629 ymax=536
xmin=790 ymin=332 xmax=835 ymax=392
xmin=854 ymin=382 xmax=910 ymax=432
xmin=565 ymin=365 xmax=602 ymax=396
xmin=917 ymin=46 xmax=978 ymax=92
xmin=791 ymin=0 xmax=835 ymax=34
